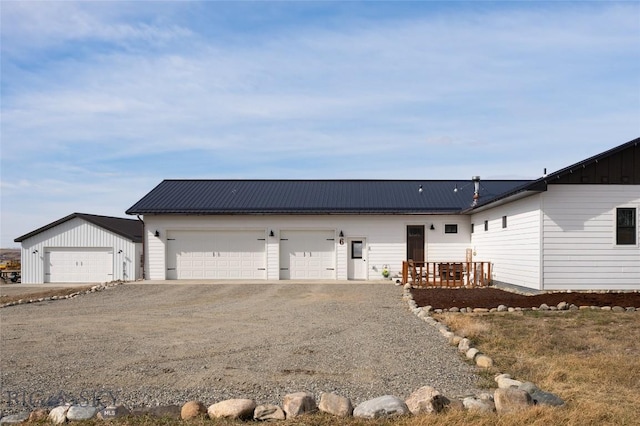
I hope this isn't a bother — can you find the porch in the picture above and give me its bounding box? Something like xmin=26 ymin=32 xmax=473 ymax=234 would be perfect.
xmin=401 ymin=261 xmax=492 ymax=288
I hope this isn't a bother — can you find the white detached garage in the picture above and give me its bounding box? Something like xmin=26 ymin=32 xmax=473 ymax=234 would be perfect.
xmin=15 ymin=213 xmax=143 ymax=284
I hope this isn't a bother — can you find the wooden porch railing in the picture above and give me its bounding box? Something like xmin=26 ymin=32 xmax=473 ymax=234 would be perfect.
xmin=401 ymin=260 xmax=492 ymax=288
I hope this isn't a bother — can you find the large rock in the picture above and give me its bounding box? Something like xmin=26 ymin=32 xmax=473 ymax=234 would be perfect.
xmin=0 ymin=412 xmax=30 ymax=424
xmin=353 ymin=395 xmax=409 ymax=419
xmin=318 ymin=392 xmax=353 ymax=417
xmin=497 ymin=376 xmax=523 ymax=389
xmin=208 ymin=399 xmax=256 ymax=420
xmin=462 ymin=396 xmax=495 ymax=412
xmin=253 ymin=404 xmax=286 ymax=421
xmin=494 ymin=388 xmax=533 ymax=414
xmin=181 ymin=401 xmax=206 ymax=420
xmin=518 ymin=382 xmax=565 ymax=407
xmin=405 ymin=386 xmax=446 ymax=415
xmin=458 ymin=338 xmax=471 ymax=353
xmin=48 ymin=406 xmax=69 ymax=424
xmin=466 ymin=348 xmax=480 ymax=360
xmin=28 ymin=408 xmax=49 ymax=422
xmin=66 ymin=405 xmax=97 ymax=421
xmin=475 ymin=354 xmax=493 ymax=368
xmin=282 ymin=392 xmax=317 ymax=418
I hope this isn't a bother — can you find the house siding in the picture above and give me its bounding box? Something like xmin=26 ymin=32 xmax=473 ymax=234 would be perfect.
xmin=143 ymin=214 xmax=472 ymax=280
xmin=19 ymin=218 xmax=140 ymax=284
xmin=471 ymin=195 xmax=542 ymax=290
xmin=541 ymin=185 xmax=640 ymax=290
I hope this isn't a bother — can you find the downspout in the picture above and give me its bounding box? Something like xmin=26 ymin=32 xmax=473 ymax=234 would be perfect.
xmin=136 ymin=215 xmax=146 ymax=280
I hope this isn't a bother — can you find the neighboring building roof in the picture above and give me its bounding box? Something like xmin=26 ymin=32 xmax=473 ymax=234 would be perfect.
xmin=14 ymin=213 xmax=143 ymax=243
xmin=125 ymin=179 xmax=531 ymax=215
xmin=470 ymin=137 xmax=640 ymax=211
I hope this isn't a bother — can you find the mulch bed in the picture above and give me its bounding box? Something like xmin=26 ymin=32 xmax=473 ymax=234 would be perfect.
xmin=411 ymin=287 xmax=640 ymax=310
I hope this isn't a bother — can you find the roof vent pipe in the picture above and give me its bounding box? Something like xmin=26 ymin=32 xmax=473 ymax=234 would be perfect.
xmin=471 ymin=176 xmax=481 ymax=207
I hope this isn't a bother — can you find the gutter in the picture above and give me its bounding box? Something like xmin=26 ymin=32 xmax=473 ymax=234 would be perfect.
xmin=136 ymin=215 xmax=146 ymax=280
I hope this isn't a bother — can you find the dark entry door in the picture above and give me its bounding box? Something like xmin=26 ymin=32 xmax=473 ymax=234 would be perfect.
xmin=406 ymin=225 xmax=425 ymax=262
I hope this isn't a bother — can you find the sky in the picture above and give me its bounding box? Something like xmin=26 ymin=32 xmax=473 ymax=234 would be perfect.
xmin=1 ymin=1 xmax=639 ymax=248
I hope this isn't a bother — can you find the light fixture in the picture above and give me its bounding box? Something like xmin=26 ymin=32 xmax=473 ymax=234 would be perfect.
xmin=430 ymin=224 xmax=435 ymax=230
xmin=339 ymin=230 xmax=344 ymax=237
xmin=32 ymin=249 xmax=38 ymax=254
xmin=154 ymin=230 xmax=160 ymax=237
xmin=117 ymin=249 xmax=123 ymax=254
xmin=269 ymin=230 xmax=275 ymax=237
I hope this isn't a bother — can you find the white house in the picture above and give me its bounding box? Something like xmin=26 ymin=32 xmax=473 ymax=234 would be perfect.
xmin=15 ymin=213 xmax=143 ymax=284
xmin=125 ymin=137 xmax=639 ymax=291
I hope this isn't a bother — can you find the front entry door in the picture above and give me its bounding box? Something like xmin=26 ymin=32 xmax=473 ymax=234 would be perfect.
xmin=407 ymin=225 xmax=425 ymax=262
xmin=347 ymin=238 xmax=367 ymax=280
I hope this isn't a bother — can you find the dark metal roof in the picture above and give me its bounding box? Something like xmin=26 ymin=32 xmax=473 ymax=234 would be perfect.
xmin=125 ymin=180 xmax=532 ymax=215
xmin=15 ymin=213 xmax=143 ymax=243
xmin=470 ymin=137 xmax=640 ymax=210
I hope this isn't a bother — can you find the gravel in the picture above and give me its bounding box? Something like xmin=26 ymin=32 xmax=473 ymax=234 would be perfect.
xmin=0 ymin=283 xmax=480 ymax=414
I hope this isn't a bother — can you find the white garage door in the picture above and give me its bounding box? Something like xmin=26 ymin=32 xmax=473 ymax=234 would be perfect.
xmin=167 ymin=231 xmax=266 ymax=280
xmin=279 ymin=230 xmax=336 ymax=279
xmin=45 ymin=248 xmax=113 ymax=283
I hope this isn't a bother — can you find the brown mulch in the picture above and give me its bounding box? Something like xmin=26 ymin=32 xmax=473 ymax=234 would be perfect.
xmin=411 ymin=287 xmax=640 ymax=310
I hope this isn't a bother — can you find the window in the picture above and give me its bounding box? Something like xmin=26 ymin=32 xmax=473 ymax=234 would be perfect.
xmin=444 ymin=224 xmax=458 ymax=234
xmin=502 ymin=216 xmax=507 ymax=229
xmin=351 ymin=241 xmax=363 ymax=259
xmin=471 ymin=223 xmax=474 ymax=234
xmin=616 ymin=208 xmax=636 ymax=245
xmin=484 ymin=220 xmax=488 ymax=231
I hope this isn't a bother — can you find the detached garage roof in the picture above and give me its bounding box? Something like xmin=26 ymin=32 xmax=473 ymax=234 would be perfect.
xmin=125 ymin=180 xmax=531 ymax=215
xmin=15 ymin=213 xmax=143 ymax=243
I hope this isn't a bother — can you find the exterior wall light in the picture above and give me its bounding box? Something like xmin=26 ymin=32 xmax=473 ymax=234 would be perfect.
xmin=269 ymin=230 xmax=275 ymax=237
xmin=339 ymin=230 xmax=344 ymax=237
xmin=430 ymin=224 xmax=435 ymax=230
xmin=154 ymin=230 xmax=160 ymax=237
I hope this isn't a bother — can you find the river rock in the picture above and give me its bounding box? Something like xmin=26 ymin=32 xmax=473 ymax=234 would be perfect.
xmin=48 ymin=406 xmax=69 ymax=424
xmin=466 ymin=347 xmax=480 ymax=360
xmin=318 ymin=392 xmax=353 ymax=417
xmin=497 ymin=376 xmax=523 ymax=389
xmin=557 ymin=301 xmax=568 ymax=310
xmin=475 ymin=354 xmax=493 ymax=368
xmin=458 ymin=338 xmax=471 ymax=352
xmin=518 ymin=382 xmax=565 ymax=406
xmin=181 ymin=401 xmax=206 ymax=419
xmin=497 ymin=304 xmax=508 ymax=312
xmin=462 ymin=396 xmax=495 ymax=413
xmin=405 ymin=386 xmax=446 ymax=414
xmin=494 ymin=388 xmax=533 ymax=413
xmin=66 ymin=405 xmax=97 ymax=421
xmin=282 ymin=392 xmax=316 ymax=418
xmin=208 ymin=399 xmax=256 ymax=420
xmin=0 ymin=412 xmax=30 ymax=424
xmin=28 ymin=408 xmax=49 ymax=422
xmin=254 ymin=404 xmax=286 ymax=421
xmin=353 ymin=395 xmax=409 ymax=419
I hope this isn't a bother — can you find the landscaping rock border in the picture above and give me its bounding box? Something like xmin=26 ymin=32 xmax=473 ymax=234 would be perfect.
xmin=0 ymin=281 xmax=125 ymax=309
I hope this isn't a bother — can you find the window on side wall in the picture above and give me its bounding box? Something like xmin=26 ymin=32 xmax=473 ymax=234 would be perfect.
xmin=616 ymin=207 xmax=636 ymax=245
xmin=444 ymin=224 xmax=458 ymax=234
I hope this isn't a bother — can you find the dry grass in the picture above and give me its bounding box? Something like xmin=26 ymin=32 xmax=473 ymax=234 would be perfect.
xmin=0 ymin=286 xmax=93 ymax=304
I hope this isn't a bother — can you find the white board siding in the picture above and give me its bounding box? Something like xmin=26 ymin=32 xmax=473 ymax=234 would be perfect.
xmin=19 ymin=218 xmax=140 ymax=284
xmin=471 ymin=195 xmax=542 ymax=290
xmin=143 ymin=215 xmax=471 ymax=280
xmin=542 ymin=185 xmax=640 ymax=290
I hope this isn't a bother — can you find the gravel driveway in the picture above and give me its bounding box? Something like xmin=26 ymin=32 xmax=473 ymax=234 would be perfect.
xmin=1 ymin=283 xmax=479 ymax=413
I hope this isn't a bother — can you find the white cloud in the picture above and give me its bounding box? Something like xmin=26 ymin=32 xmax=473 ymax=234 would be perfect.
xmin=1 ymin=2 xmax=638 ymax=246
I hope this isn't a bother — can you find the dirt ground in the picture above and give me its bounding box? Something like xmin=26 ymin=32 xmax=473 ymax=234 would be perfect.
xmin=412 ymin=287 xmax=640 ymax=309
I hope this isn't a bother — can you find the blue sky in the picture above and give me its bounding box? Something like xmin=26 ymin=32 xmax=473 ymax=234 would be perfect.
xmin=1 ymin=1 xmax=639 ymax=247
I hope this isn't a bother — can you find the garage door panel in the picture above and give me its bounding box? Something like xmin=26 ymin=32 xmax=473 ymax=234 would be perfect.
xmin=279 ymin=231 xmax=335 ymax=280
xmin=167 ymin=231 xmax=266 ymax=280
xmin=45 ymin=248 xmax=113 ymax=283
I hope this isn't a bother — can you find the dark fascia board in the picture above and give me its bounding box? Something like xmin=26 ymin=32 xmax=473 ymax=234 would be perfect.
xmin=468 ymin=137 xmax=640 ymax=211
xmin=14 ymin=213 xmax=143 ymax=243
